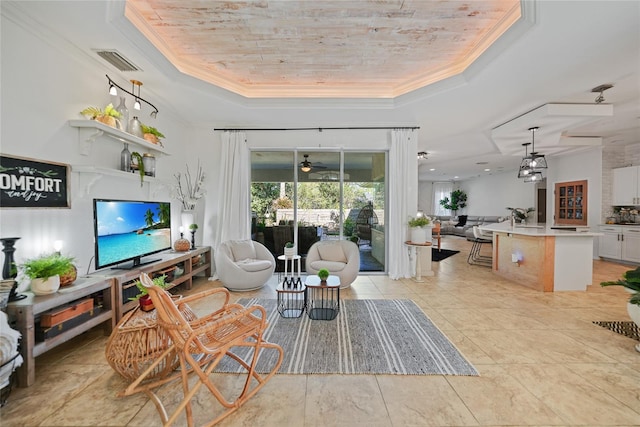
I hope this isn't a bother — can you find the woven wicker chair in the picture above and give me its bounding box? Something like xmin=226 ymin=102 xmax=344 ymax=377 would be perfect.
xmin=119 ymin=273 xmax=283 ymax=427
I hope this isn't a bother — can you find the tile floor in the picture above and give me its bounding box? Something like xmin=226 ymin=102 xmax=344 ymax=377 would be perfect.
xmin=2 ymin=237 xmax=639 ymax=426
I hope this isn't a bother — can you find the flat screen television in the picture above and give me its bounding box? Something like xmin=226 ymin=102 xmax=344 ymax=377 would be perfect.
xmin=93 ymin=198 xmax=172 ymax=270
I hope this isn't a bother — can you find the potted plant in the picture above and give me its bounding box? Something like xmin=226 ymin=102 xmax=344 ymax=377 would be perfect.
xmin=317 ymin=268 xmax=330 ymax=284
xmin=408 ymin=215 xmax=432 ymax=244
xmin=21 ymin=253 xmax=75 ymax=296
xmin=439 ymin=190 xmax=467 ymax=215
xmin=128 ymin=274 xmax=168 ymax=312
xmin=506 ymin=207 xmax=535 ymax=225
xmin=141 ymin=124 xmax=165 ymax=146
xmin=80 ymin=103 xmax=122 ymax=129
xmin=601 ymin=266 xmax=640 ymax=329
xmin=284 ymin=241 xmax=295 ymax=258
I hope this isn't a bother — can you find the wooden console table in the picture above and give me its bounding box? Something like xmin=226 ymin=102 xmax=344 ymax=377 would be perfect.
xmin=6 ymin=276 xmax=115 ymax=387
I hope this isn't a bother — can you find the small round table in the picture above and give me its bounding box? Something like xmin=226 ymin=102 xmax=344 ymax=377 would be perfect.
xmin=275 ymin=280 xmax=306 ymax=318
xmin=305 ymin=275 xmax=340 ymax=320
xmin=404 ymin=241 xmax=434 ymax=282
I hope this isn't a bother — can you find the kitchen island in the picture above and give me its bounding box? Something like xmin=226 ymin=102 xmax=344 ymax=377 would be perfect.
xmin=479 ymin=222 xmax=601 ymax=292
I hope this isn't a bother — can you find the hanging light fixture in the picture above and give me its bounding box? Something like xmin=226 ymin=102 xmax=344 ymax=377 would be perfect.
xmin=519 ymin=126 xmax=547 ymax=177
xmin=524 ymin=171 xmax=544 ymax=182
xmin=417 ymin=151 xmax=428 ymax=160
xmin=106 ymin=75 xmax=159 ymax=118
xmin=517 ymin=143 xmax=532 ymax=178
xmin=527 ymin=127 xmax=547 ymax=169
xmin=131 ymin=80 xmax=142 ymax=110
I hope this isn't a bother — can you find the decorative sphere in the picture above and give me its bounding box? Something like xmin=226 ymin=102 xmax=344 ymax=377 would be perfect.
xmin=174 ymin=238 xmax=191 ymax=252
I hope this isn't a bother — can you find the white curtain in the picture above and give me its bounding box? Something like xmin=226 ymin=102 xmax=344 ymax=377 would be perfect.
xmin=388 ymin=129 xmax=418 ymax=280
xmin=214 ymin=131 xmax=251 ymax=248
xmin=433 ymin=182 xmax=454 ymax=216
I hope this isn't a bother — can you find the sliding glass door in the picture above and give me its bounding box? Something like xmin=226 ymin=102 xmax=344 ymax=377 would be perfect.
xmin=250 ymin=150 xmax=385 ymax=272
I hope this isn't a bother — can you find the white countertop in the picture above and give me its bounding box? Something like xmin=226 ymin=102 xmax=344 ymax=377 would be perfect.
xmin=480 ymin=221 xmax=601 ymax=237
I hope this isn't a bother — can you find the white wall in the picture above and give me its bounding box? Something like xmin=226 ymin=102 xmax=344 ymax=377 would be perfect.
xmin=0 ymin=14 xmax=192 ymax=273
xmin=419 ymin=171 xmax=536 ymax=218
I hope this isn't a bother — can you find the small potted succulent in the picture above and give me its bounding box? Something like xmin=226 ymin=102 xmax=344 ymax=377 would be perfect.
xmin=189 ymin=223 xmax=198 ymax=250
xmin=284 ymin=242 xmax=295 ymax=258
xmin=80 ymin=103 xmax=122 ymax=129
xmin=317 ymin=268 xmax=330 ymax=285
xmin=21 ymin=253 xmax=75 ymax=295
xmin=128 ymin=274 xmax=167 ymax=312
xmin=141 ymin=124 xmax=165 ymax=146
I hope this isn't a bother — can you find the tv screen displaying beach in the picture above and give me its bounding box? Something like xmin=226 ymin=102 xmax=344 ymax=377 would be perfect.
xmin=95 ymin=200 xmax=171 ymax=268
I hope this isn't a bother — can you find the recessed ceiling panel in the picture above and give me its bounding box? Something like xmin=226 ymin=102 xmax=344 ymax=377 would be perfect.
xmin=125 ymin=0 xmax=521 ymax=98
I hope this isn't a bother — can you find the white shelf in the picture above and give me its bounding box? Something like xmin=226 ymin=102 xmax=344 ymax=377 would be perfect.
xmin=68 ymin=119 xmax=170 ymax=156
xmin=72 ymin=165 xmax=160 ymax=182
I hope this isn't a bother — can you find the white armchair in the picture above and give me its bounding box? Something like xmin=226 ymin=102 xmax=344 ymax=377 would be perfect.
xmin=305 ymin=240 xmax=360 ymax=288
xmin=215 ymin=240 xmax=275 ymax=291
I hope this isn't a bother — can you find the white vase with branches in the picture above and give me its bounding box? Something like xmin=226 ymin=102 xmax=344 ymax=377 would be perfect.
xmin=174 ymin=162 xmax=206 ymax=228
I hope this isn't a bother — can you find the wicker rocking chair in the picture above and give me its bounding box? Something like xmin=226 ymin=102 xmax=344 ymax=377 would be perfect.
xmin=119 ymin=273 xmax=283 ymax=426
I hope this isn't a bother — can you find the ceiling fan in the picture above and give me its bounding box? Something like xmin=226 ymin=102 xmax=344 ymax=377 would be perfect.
xmin=299 ymin=154 xmax=327 ymax=172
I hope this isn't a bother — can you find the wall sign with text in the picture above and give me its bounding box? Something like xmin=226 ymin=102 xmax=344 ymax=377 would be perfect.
xmin=0 ymin=154 xmax=70 ymax=208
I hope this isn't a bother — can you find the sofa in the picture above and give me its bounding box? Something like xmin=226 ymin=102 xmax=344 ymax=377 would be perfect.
xmin=430 ymin=215 xmax=505 ymax=240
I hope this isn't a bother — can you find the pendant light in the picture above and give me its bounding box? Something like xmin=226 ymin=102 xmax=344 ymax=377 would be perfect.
xmin=517 ymin=143 xmax=532 ymax=179
xmin=527 ymin=127 xmax=547 ymax=170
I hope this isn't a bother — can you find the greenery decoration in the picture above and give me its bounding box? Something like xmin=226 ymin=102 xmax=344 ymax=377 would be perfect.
xmin=140 ymin=124 xmax=165 ymax=139
xmin=131 ymin=151 xmax=145 ymax=186
xmin=506 ymin=207 xmax=535 ymax=221
xmin=285 ymin=242 xmax=294 ymax=248
xmin=80 ymin=103 xmax=121 ymax=120
xmin=317 ymin=268 xmax=330 ymax=281
xmin=601 ymin=266 xmax=640 ymax=306
xmin=439 ymin=190 xmax=467 ymax=213
xmin=408 ymin=216 xmax=431 ymax=227
xmin=21 ymin=253 xmax=75 ymax=280
xmin=189 ymin=223 xmax=198 ymax=231
xmin=128 ymin=275 xmax=168 ymax=301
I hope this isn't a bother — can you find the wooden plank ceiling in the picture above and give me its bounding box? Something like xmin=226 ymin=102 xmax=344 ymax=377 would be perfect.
xmin=125 ymin=0 xmax=521 ymax=98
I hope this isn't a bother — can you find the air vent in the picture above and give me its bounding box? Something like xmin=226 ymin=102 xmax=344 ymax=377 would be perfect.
xmin=94 ymin=50 xmax=141 ymax=72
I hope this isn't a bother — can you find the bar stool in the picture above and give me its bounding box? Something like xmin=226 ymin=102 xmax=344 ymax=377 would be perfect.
xmin=467 ymin=226 xmax=492 ymax=266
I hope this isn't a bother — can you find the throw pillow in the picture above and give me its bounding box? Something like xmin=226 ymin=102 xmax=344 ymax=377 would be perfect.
xmin=317 ymin=243 xmax=347 ymax=263
xmin=456 ymin=215 xmax=468 ymax=227
xmin=230 ymin=240 xmax=256 ymax=261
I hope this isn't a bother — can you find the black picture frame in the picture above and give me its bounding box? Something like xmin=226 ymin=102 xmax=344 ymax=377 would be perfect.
xmin=0 ymin=154 xmax=71 ymax=208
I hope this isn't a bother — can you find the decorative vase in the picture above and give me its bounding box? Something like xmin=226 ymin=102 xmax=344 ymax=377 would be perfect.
xmin=30 ymin=275 xmax=61 ymax=296
xmin=115 ymin=97 xmax=129 ymax=131
xmin=181 ymin=211 xmax=195 ymax=230
xmin=128 ymin=116 xmax=143 ymax=138
xmin=59 ymin=265 xmax=77 ymax=287
xmin=142 ymin=153 xmax=156 ymax=177
xmin=284 ymin=246 xmax=295 ymax=258
xmin=410 ymin=226 xmax=432 ymax=244
xmin=120 ymin=143 xmax=131 ymax=172
xmin=174 ymin=238 xmax=191 ymax=252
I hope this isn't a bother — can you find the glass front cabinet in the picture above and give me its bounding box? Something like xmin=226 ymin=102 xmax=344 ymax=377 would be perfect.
xmin=554 ymin=180 xmax=588 ymax=226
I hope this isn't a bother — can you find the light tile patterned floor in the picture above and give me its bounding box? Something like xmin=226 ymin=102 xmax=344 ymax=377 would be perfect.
xmin=2 ymin=237 xmax=639 ymax=426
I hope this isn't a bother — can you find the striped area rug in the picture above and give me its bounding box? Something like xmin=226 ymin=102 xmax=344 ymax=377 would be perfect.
xmin=215 ymin=298 xmax=478 ymax=376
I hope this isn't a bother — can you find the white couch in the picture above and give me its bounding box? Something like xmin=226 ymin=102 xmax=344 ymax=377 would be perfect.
xmin=305 ymin=240 xmax=360 ymax=289
xmin=215 ymin=240 xmax=275 ymax=291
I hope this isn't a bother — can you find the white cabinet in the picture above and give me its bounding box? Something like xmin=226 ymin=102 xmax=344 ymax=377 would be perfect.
xmin=599 ymin=225 xmax=622 ymax=259
xmin=599 ymin=225 xmax=640 ymax=264
xmin=612 ymin=166 xmax=640 ymax=205
xmin=622 ymin=227 xmax=640 ymax=263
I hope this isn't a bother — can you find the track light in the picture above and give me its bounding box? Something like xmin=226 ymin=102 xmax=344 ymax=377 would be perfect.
xmin=106 ymin=75 xmax=159 ymax=118
xmin=417 ymin=151 xmax=428 ymax=160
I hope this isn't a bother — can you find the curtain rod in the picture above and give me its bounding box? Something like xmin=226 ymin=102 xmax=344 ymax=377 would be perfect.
xmin=213 ymin=126 xmax=420 ymax=131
